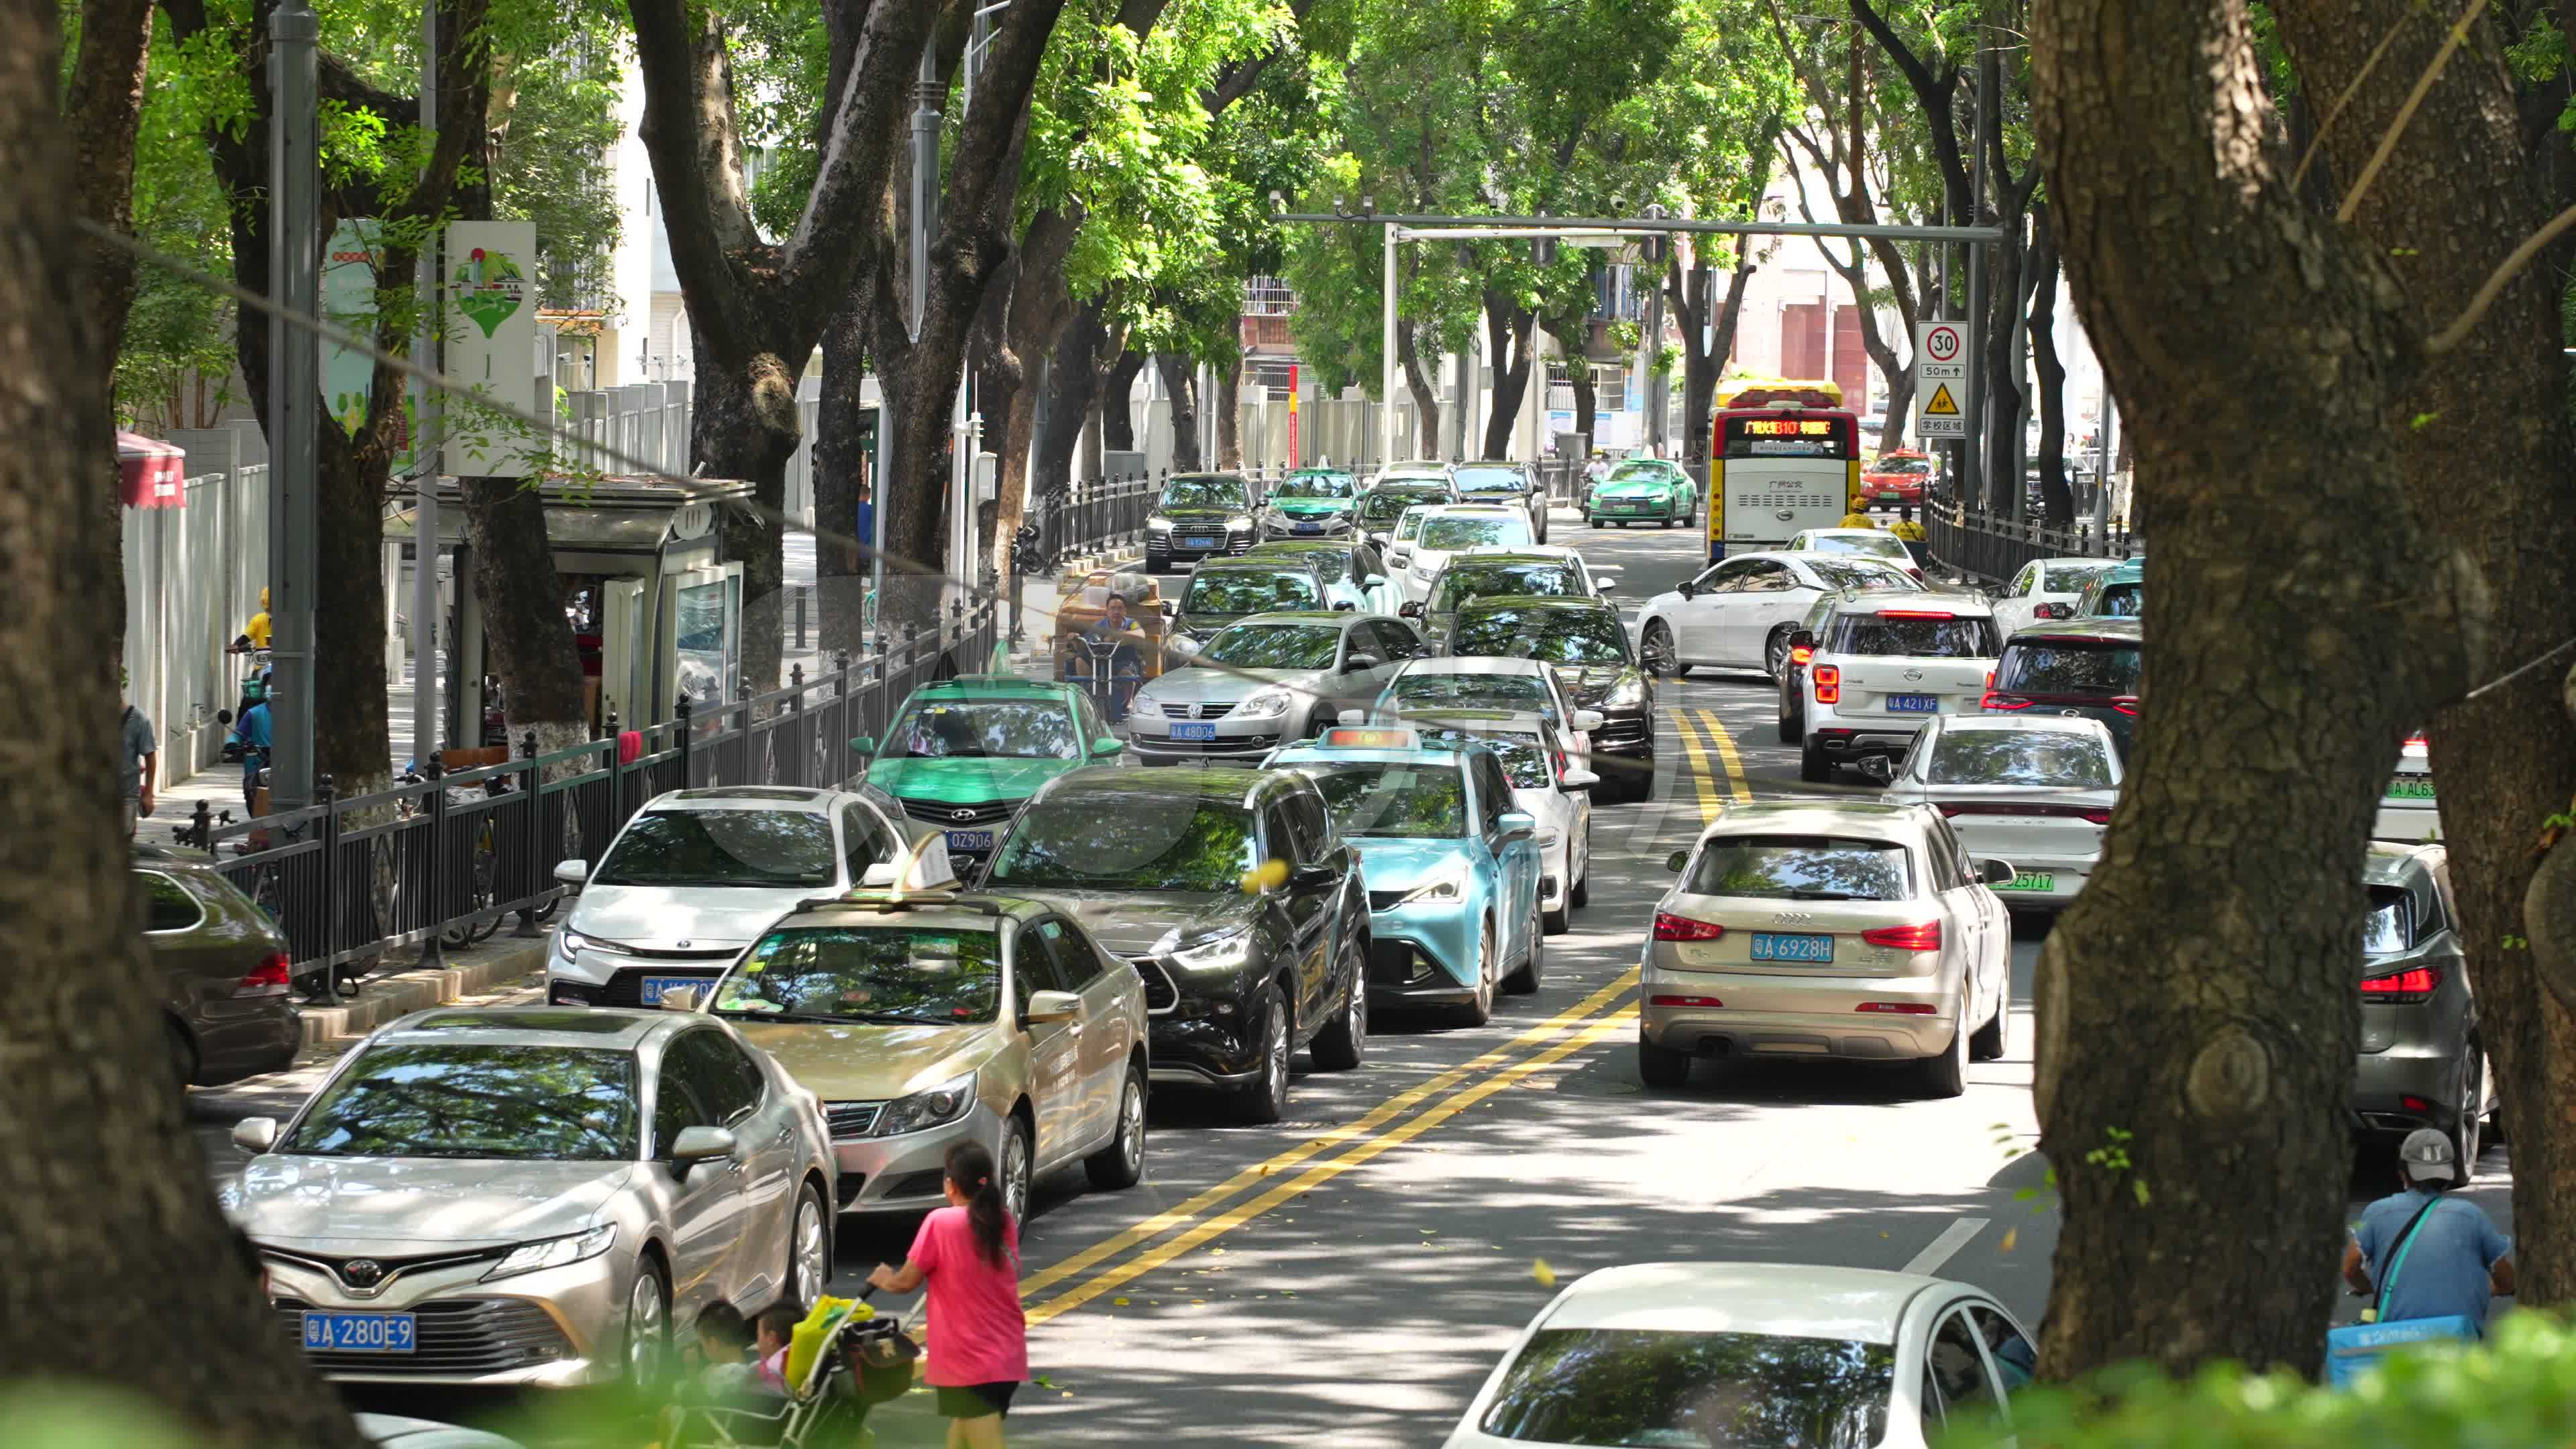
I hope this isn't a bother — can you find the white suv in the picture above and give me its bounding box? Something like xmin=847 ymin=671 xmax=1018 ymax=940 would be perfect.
xmin=1796 ymin=593 xmax=2003 ymax=784
xmin=1391 ymin=504 xmax=1537 ymax=603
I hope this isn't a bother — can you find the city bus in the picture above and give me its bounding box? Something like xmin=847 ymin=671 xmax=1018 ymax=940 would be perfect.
xmin=1707 ymin=380 xmax=1866 ymax=563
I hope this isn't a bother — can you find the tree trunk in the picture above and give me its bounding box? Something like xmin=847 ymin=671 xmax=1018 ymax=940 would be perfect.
xmin=2029 ymin=0 xmax=2440 ymax=1379
xmin=0 ymin=1 xmax=366 ymax=1437
xmin=1034 ymin=310 xmax=1099 ymax=500
xmin=689 ymin=346 xmax=802 ymax=692
xmin=2027 ymin=209 xmax=2072 ymax=528
xmin=460 ymin=478 xmax=586 ymax=761
xmin=64 ymin=0 xmax=156 ymax=668
xmin=1212 ymin=361 xmax=1242 ymax=468
xmin=1397 ymin=327 xmax=1440 ymax=460
xmin=813 ymin=296 xmax=873 ymax=661
xmin=1481 ymin=294 xmax=1536 ymax=460
xmin=1155 ymin=351 xmax=1200 ymax=470
xmin=1544 ymin=315 xmax=1597 ymax=442
xmin=2271 ymin=0 xmax=2576 ymax=1308
xmin=1102 ymin=347 xmax=1144 ymax=452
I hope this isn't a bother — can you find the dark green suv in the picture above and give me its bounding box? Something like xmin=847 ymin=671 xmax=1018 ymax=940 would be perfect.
xmin=853 ymin=676 xmax=1126 ymax=877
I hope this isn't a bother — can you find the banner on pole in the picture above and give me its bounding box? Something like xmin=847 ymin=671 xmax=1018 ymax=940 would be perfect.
xmin=442 ymin=221 xmax=540 ymax=478
xmin=1287 ymin=363 xmax=1300 ymax=468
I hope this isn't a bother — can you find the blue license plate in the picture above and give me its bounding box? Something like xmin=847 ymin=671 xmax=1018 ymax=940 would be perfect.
xmin=1294 ymin=522 xmax=1322 ymax=534
xmin=945 ymin=829 xmax=994 ymax=853
xmin=639 ymin=974 xmax=708 ymax=1006
xmin=1183 ymin=536 xmax=1217 ymax=549
xmin=1887 ymin=694 xmax=1940 ymax=714
xmin=1172 ymin=722 xmax=1220 ymax=741
xmin=1750 ymin=932 xmax=1835 ymax=963
xmin=303 ymin=1310 xmax=417 ymax=1354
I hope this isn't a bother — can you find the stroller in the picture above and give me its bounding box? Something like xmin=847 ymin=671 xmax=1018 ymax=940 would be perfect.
xmin=667 ymin=1294 xmax=919 ymax=1449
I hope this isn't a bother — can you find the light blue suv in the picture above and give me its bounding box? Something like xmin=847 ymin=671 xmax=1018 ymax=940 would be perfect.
xmin=1263 ymin=721 xmax=1544 ymax=1026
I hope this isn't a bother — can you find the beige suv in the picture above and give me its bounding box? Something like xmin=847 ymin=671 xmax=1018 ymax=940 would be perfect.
xmin=692 ymin=888 xmax=1149 ymax=1225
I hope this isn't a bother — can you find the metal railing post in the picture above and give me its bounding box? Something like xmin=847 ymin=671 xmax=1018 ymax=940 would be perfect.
xmin=515 ymin=729 xmax=544 ymax=936
xmin=602 ymin=704 xmax=625 ymax=839
xmin=419 ymin=761 xmax=445 ymax=971
xmin=676 ymin=694 xmax=696 ymax=787
xmin=316 ymin=773 xmax=339 ymax=973
xmin=788 ymin=662 xmax=807 ymax=786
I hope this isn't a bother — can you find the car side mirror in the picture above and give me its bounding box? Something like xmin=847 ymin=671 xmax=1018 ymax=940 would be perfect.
xmin=671 ymin=1124 xmax=737 ymax=1169
xmin=1334 ymin=600 xmax=1356 ymax=611
xmin=553 ymin=858 xmax=590 ymax=886
xmin=1344 ymin=653 xmax=1382 ymax=672
xmin=1497 ymin=809 xmax=1538 ymax=842
xmin=1571 ymin=709 xmax=1606 ymax=732
xmin=1789 ymin=629 xmax=1815 ymax=650
xmin=1290 ymin=862 xmax=1339 ymax=890
xmin=1856 ymin=757 xmax=1895 ymax=784
xmin=1665 ymin=849 xmax=1689 ymax=874
xmin=1980 ymin=858 xmax=2018 ymax=887
xmin=232 ymin=1117 xmax=278 ymax=1153
xmin=1161 ymin=600 xmax=1175 ymax=618
xmin=2035 ymin=602 xmax=2071 ymax=621
xmin=1398 ymin=601 xmax=1424 ymax=618
xmin=1364 ymin=574 xmax=1388 ymax=589
xmin=658 ymin=985 xmax=704 ymax=1012
xmin=1167 ymin=635 xmax=1200 ymax=657
xmin=849 ymin=735 xmax=877 ymax=755
xmin=1091 ymin=736 xmax=1124 ymax=757
xmin=1023 ymin=989 xmax=1081 ymax=1025
xmin=1676 ymin=582 xmax=1695 ymax=600
xmin=1561 ymin=768 xmax=1599 ymax=791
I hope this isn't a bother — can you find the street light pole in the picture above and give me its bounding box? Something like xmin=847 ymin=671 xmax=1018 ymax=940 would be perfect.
xmin=409 ymin=0 xmax=440 ymax=769
xmin=266 ymin=0 xmax=320 ymax=810
xmin=1380 ymin=222 xmax=1398 ymax=466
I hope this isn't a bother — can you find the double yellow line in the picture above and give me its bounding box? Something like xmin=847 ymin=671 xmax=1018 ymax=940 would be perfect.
xmin=1672 ymin=707 xmax=1752 ymax=813
xmin=1019 ymin=969 xmax=1643 ymax=1325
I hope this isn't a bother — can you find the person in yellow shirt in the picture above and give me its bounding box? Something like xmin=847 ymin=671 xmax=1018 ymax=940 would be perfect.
xmin=237 ymin=587 xmax=272 ymax=651
xmin=1888 ymin=506 xmax=1927 ymax=543
xmin=1838 ymin=504 xmax=1878 ymax=529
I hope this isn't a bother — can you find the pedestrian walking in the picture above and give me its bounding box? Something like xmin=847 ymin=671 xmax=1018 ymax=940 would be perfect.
xmin=869 ymin=1140 xmax=1027 ymax=1448
xmin=232 ymin=682 xmax=272 ymax=819
xmin=1888 ymin=506 xmax=1927 ymax=543
xmin=853 ymin=480 xmax=875 ymax=565
xmin=1839 ymin=502 xmax=1878 ymax=529
xmin=2341 ymin=1128 xmax=2514 ymax=1335
xmin=119 ymin=669 xmax=156 ymax=838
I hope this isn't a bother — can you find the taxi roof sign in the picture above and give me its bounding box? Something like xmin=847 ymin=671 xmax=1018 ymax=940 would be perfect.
xmin=1321 ymin=725 xmax=1419 ymax=750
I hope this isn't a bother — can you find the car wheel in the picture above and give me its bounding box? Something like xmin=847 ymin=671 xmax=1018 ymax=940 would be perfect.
xmin=2452 ymin=1046 xmax=2484 ymax=1181
xmin=1085 ymin=1063 xmax=1149 ymax=1190
xmin=1639 ymin=1034 xmax=1693 ymax=1089
xmin=1457 ymin=924 xmax=1496 ymax=1026
xmin=1777 ymin=679 xmax=1803 ymax=745
xmin=1799 ymin=737 xmax=1832 ymax=784
xmin=623 ymin=1258 xmax=671 ymax=1387
xmin=786 ymin=1183 xmax=830 ymax=1305
xmin=1311 ymin=926 xmax=1368 ymax=1071
xmin=998 ymin=1113 xmax=1034 ymax=1222
xmin=166 ymin=1018 xmax=198 ymax=1089
xmin=1507 ymin=898 xmax=1545 ymax=994
xmin=1970 ymin=983 xmax=2009 ymax=1061
xmin=1642 ymin=622 xmax=1686 ymax=679
xmin=1233 ymin=985 xmax=1292 ymax=1124
xmin=1589 ymin=517 xmax=1603 ymax=529
xmin=1920 ymin=1006 xmax=1968 ymax=1098
xmin=1762 ymin=628 xmax=1794 ymax=684
xmin=1570 ymin=830 xmax=1591 ymax=907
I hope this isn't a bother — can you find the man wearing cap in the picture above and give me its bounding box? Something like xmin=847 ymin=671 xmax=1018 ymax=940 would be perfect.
xmin=2340 ymin=1127 xmax=2514 ymax=1331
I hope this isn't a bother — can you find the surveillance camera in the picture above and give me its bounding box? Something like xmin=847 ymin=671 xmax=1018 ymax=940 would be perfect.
xmin=1269 ymin=189 xmax=1285 ymax=211
xmin=1360 ymin=195 xmax=1376 ymax=216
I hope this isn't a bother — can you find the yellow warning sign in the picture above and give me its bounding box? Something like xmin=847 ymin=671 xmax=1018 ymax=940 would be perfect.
xmin=1923 ymin=382 xmax=1960 ymax=415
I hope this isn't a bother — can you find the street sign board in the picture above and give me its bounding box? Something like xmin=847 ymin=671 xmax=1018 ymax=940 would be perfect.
xmin=1913 ymin=321 xmax=1968 ymax=439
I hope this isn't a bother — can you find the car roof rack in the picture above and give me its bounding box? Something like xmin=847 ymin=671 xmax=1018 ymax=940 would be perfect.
xmin=792 ymin=887 xmax=1008 ymax=917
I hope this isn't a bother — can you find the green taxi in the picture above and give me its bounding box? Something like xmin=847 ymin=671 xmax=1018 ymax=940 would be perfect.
xmin=1585 ymin=459 xmax=1699 ymax=529
xmin=852 ymin=676 xmax=1126 ymax=879
xmin=1260 ymin=468 xmax=1361 ymax=541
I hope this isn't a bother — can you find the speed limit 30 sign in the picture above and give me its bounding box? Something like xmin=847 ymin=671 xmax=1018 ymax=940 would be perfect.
xmin=1913 ymin=321 xmax=1969 ymax=438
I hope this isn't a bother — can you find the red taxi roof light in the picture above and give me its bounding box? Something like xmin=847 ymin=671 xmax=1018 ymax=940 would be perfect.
xmin=2359 ymin=965 xmax=2442 ymax=999
xmin=1860 ymin=921 xmax=1943 ymax=951
xmin=1653 ymin=912 xmax=1725 ymax=943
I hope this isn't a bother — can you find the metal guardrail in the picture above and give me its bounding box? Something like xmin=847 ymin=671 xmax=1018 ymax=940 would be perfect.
xmin=172 ymin=602 xmax=1000 ymax=982
xmin=1922 ymin=494 xmax=2137 ymax=583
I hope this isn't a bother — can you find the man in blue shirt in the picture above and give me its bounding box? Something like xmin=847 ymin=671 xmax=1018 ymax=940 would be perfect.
xmin=233 ymin=680 xmax=273 ymax=818
xmin=2342 ymin=1128 xmax=2514 ymax=1332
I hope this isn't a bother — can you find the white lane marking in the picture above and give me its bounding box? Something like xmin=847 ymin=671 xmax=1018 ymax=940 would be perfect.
xmin=1902 ymin=1216 xmax=1990 ymax=1275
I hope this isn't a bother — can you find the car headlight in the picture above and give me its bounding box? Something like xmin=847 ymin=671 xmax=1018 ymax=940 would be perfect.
xmin=1236 ymin=687 xmax=1293 ymax=718
xmin=1604 ymin=676 xmax=1647 ymax=708
xmin=875 ymin=1071 xmax=978 ymax=1136
xmin=1148 ymin=515 xmax=1173 ymax=533
xmin=482 ymin=1223 xmax=616 ymax=1282
xmin=557 ymin=930 xmax=625 ymax=959
xmin=1171 ymin=929 xmax=1256 ymax=971
xmin=1399 ymin=870 xmax=1466 ymax=906
xmin=1227 ymin=515 xmax=1255 ymax=531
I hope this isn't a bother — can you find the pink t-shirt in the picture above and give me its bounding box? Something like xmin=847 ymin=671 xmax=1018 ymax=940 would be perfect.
xmin=908 ymin=1205 xmax=1027 ymax=1387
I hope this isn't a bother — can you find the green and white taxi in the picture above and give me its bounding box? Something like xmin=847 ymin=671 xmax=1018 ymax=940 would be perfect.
xmin=853 ymin=676 xmax=1127 ymax=879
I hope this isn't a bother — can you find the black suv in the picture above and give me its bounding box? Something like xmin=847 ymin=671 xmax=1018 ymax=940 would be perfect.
xmin=979 ymin=766 xmax=1368 ymax=1122
xmin=1984 ymin=615 xmax=2143 ymax=757
xmin=1448 ymin=596 xmax=1655 ymax=803
xmin=1146 ymin=473 xmax=1257 ymax=572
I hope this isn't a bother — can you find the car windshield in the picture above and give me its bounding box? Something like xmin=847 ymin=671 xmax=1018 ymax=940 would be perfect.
xmin=2088 ymin=581 xmax=2145 ymax=616
xmin=1807 ymin=533 xmax=1910 ymax=559
xmin=1928 ymin=730 xmax=2114 ymax=788
xmin=1430 ymin=564 xmax=1586 ymax=613
xmin=1477 ymin=1328 xmax=1894 ymax=1449
xmin=1454 ymin=607 xmax=1631 ymax=665
xmin=1827 ymin=613 xmax=2001 ymax=658
xmin=283 ymin=1044 xmax=637 ymax=1160
xmin=1396 ymin=511 xmax=1431 ymax=539
xmin=1607 ymin=464 xmax=1678 ymax=485
xmin=2042 ymin=564 xmax=2112 ymax=592
xmin=712 ymin=926 xmax=1002 ymax=1024
xmin=1415 ymin=729 xmax=1552 ymax=789
xmin=1686 ymin=834 xmax=1914 ymax=901
xmin=2363 ymin=886 xmax=2414 ymax=955
xmin=1872 ymin=455 xmax=1931 ymax=474
xmin=1994 ymin=639 xmax=2141 ymax=696
xmin=594 ymin=809 xmax=838 ymax=889
xmin=1388 ymin=672 xmax=1552 ymax=716
xmin=1805 ymin=559 xmax=1921 ymax=592
xmin=1421 ymin=515 xmax=1532 ymax=551
xmin=1159 ymin=477 xmax=1248 ymax=510
xmin=1199 ymin=623 xmax=1343 ymax=671
xmin=891 ymin=700 xmax=1079 ymax=761
xmin=1360 ymin=490 xmax=1440 ymax=521
xmin=1184 ymin=572 xmax=1320 ymax=615
xmin=1293 ymin=762 xmax=1469 ymax=839
xmin=1252 ymin=547 xmax=1350 ymax=584
xmin=1453 ymin=466 xmax=1529 ymax=494
xmin=1275 ymin=473 xmax=1354 ymax=498
xmin=986 ymin=794 xmax=1259 ymax=892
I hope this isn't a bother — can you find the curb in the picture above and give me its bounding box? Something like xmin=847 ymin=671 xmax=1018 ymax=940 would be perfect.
xmin=296 ymin=937 xmax=551 ymax=1049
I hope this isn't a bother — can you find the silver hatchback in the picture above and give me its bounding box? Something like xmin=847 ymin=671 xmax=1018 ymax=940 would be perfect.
xmin=225 ymin=1008 xmax=837 ymax=1387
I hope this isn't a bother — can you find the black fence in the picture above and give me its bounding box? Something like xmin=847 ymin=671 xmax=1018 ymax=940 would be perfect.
xmin=176 ymin=601 xmax=999 ymax=981
xmin=1923 ymin=499 xmax=2137 ymax=584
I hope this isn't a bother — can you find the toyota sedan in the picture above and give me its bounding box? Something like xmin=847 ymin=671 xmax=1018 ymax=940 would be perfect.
xmin=1127 ymin=613 xmax=1424 ymax=763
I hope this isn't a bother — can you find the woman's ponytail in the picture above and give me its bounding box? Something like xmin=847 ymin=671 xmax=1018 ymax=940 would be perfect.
xmin=945 ymin=1140 xmax=1010 ymax=1269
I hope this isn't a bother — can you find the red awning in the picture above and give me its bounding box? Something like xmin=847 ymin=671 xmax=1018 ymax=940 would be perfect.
xmin=118 ymin=430 xmax=186 ymax=509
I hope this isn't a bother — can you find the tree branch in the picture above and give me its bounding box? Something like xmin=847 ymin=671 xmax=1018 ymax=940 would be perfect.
xmin=2337 ymin=0 xmax=2489 ymax=222
xmin=2426 ymin=197 xmax=2576 ymax=353
xmin=628 ymin=0 xmax=770 ymax=351
xmin=2291 ymin=5 xmax=2418 ymax=191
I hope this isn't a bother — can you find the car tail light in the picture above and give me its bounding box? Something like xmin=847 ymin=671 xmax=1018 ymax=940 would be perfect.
xmin=1813 ymin=665 xmax=1841 ymax=704
xmin=233 ymin=951 xmax=292 ymax=998
xmin=1905 ymin=567 xmax=1925 ymax=582
xmin=1879 ymin=610 xmax=1955 ymax=619
xmin=1935 ymin=803 xmax=2112 ymax=825
xmin=1861 ymin=921 xmax=1943 ymax=951
xmin=2400 ymin=1094 xmax=2433 ymax=1114
xmin=1653 ymin=912 xmax=1725 ymax=943
xmin=1856 ymin=1002 xmax=1937 ymax=1014
xmin=2112 ymin=698 xmax=2140 ymax=716
xmin=1650 ymin=994 xmax=1725 ymax=1008
xmin=1789 ymin=645 xmax=1812 ymax=665
xmin=1982 ymin=692 xmax=2029 ymax=711
xmin=2360 ymin=965 xmax=2442 ymax=1000
xmin=2406 ymin=735 xmax=2428 ymax=747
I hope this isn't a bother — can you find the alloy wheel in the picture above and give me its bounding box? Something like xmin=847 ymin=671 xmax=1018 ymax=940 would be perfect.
xmin=1120 ymin=1075 xmax=1146 ymax=1177
xmin=1002 ymin=1120 xmax=1032 ymax=1224
xmin=790 ymin=1192 xmax=828 ymax=1303
xmin=1642 ymin=624 xmax=1674 ymax=678
xmin=1764 ymin=631 xmax=1790 ymax=680
xmin=625 ymin=1269 xmax=667 ymax=1385
xmin=1266 ymin=1004 xmax=1291 ymax=1101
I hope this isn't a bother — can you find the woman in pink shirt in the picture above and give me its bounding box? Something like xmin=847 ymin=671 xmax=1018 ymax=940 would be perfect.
xmin=869 ymin=1140 xmax=1028 ymax=1446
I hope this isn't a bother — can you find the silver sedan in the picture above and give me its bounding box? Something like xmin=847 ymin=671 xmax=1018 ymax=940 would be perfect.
xmin=224 ymin=1008 xmax=837 ymax=1387
xmin=1127 ymin=611 xmax=1422 ymax=763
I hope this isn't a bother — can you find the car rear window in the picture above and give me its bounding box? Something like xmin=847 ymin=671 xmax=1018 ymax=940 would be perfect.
xmin=1453 ymin=466 xmax=1530 ymax=493
xmin=1825 ymin=612 xmax=2000 ymax=658
xmin=2088 ymin=581 xmax=2143 ymax=616
xmin=1477 ymin=1328 xmax=1894 ymax=1448
xmin=2363 ymin=886 xmax=2413 ymax=955
xmin=1686 ymin=834 xmax=1914 ymax=901
xmin=1807 ymin=533 xmax=1911 ymax=559
xmin=1421 ymin=515 xmax=1532 ymax=550
xmin=1806 ymin=559 xmax=1921 ymax=592
xmin=1428 ymin=564 xmax=1585 ymax=613
xmin=1454 ymin=606 xmax=1630 ymax=665
xmin=1184 ymin=571 xmax=1320 ymax=614
xmin=1993 ymin=639 xmax=2141 ymax=696
xmin=1928 ymin=730 xmax=2114 ymax=788
xmin=2043 ymin=564 xmax=2111 ymax=592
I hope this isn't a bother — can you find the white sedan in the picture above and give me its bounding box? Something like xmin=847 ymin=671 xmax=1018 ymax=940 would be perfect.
xmin=1371 ymin=657 xmax=1601 ymax=773
xmin=1786 ymin=526 xmax=1923 ymax=578
xmin=1442 ymin=1261 xmax=2037 ymax=1448
xmin=1404 ymin=708 xmax=1595 ymax=933
xmin=1390 ymin=504 xmax=1536 ymax=602
xmin=1988 ymin=556 xmax=2118 ymax=635
xmin=1636 ymin=551 xmax=1922 ymax=682
xmin=1865 ymin=714 xmax=2120 ymax=911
